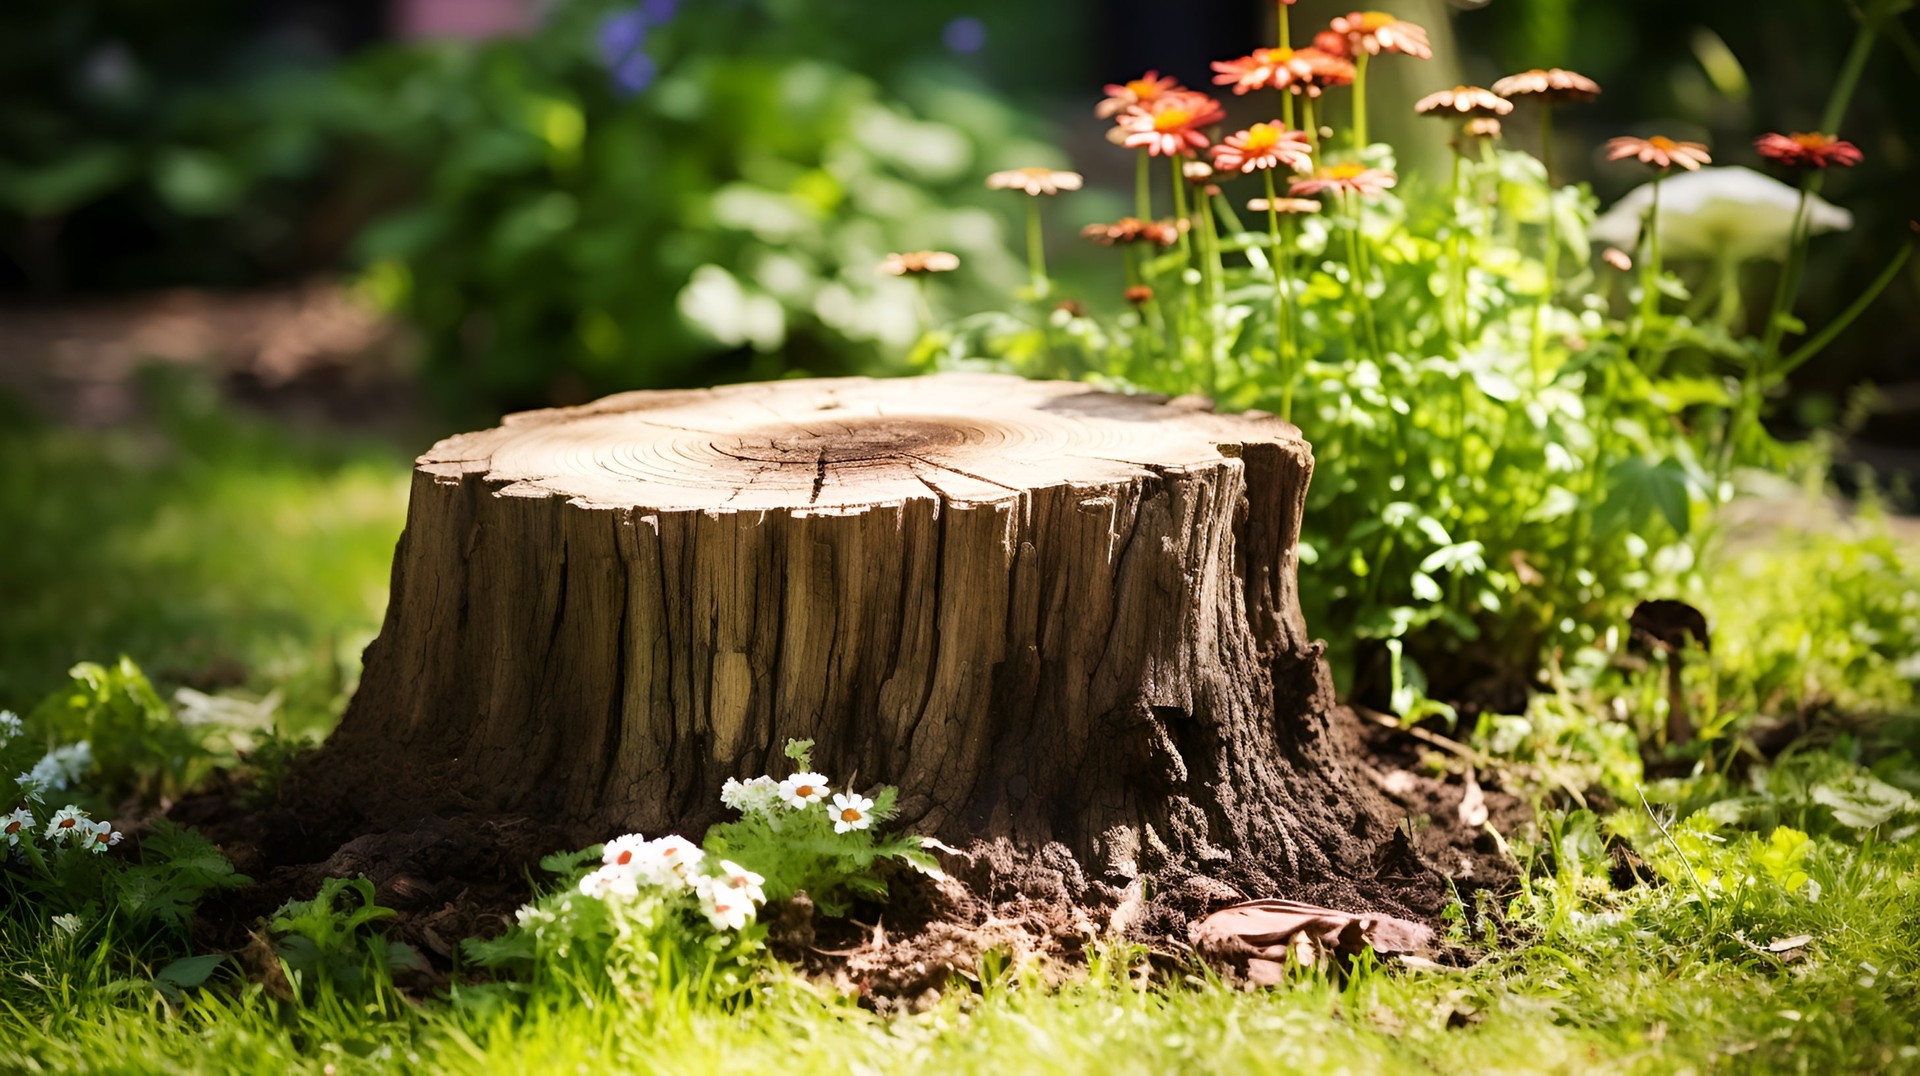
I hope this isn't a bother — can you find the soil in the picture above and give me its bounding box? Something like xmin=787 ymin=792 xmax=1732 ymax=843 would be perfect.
xmin=162 ymin=706 xmax=1521 ymax=1001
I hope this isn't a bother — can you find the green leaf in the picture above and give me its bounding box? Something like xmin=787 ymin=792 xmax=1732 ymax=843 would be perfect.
xmin=1811 ymin=774 xmax=1916 ymax=829
xmin=1598 ymin=457 xmax=1696 ymax=537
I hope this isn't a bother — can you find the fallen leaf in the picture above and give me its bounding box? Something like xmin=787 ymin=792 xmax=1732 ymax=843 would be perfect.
xmin=1189 ymin=898 xmax=1436 ymax=983
xmin=1766 ymin=934 xmax=1813 ymax=953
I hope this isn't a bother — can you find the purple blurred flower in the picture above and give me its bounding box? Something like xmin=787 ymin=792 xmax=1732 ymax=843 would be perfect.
xmin=598 ymin=8 xmax=647 ymax=65
xmin=597 ymin=2 xmax=679 ymax=99
xmin=611 ymin=50 xmax=658 ymax=96
xmin=943 ymin=16 xmax=987 ymax=55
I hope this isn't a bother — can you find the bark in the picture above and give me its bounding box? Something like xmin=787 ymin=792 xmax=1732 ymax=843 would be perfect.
xmin=316 ymin=374 xmax=1441 ymax=920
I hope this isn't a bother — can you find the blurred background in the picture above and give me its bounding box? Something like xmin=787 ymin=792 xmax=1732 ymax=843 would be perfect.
xmin=2 ymin=0 xmax=1915 ymax=706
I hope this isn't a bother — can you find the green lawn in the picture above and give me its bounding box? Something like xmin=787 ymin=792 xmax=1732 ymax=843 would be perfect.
xmin=0 ymin=379 xmax=412 ymax=735
xmin=3 ymin=381 xmax=1918 ymax=1075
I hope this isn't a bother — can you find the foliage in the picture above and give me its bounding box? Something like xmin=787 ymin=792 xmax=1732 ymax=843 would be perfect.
xmin=3 ymin=703 xmax=247 ymax=955
xmin=462 ymin=845 xmax=766 ymax=1008
xmin=26 ymin=658 xmax=212 ymax=803
xmin=928 ymin=9 xmax=1909 ymax=708
xmin=702 ymin=739 xmax=939 ymax=916
xmin=269 ymin=876 xmax=423 ymax=1002
xmin=335 ymin=0 xmax=1035 ymax=411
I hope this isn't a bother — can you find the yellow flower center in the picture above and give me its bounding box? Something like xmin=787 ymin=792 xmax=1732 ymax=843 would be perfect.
xmin=1325 ymin=162 xmax=1366 ymax=180
xmin=1791 ymin=133 xmax=1832 ymax=149
xmin=1646 ymin=136 xmax=1678 ymax=151
xmin=1244 ymin=124 xmax=1281 ymax=152
xmin=841 ymin=808 xmax=862 ymax=823
xmin=1126 ymin=79 xmax=1160 ymax=98
xmin=1153 ymin=109 xmax=1193 ymax=133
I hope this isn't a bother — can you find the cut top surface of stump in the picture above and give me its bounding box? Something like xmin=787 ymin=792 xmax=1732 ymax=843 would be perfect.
xmin=420 ymin=374 xmax=1305 ymax=512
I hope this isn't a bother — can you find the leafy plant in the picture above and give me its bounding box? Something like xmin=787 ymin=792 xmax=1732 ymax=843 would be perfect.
xmin=703 ymin=739 xmax=938 ymax=916
xmin=926 ymin=4 xmax=1910 ymax=718
xmin=269 ymin=876 xmax=423 ymax=1001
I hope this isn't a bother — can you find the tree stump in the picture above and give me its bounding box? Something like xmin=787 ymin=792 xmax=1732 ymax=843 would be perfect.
xmin=317 ymin=374 xmax=1440 ymax=922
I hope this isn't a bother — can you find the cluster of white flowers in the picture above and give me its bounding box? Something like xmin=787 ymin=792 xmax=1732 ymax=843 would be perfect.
xmin=721 ymin=768 xmax=876 ymax=835
xmin=14 ymin=741 xmax=93 ymax=803
xmin=0 ymin=710 xmax=22 ymax=744
xmin=575 ymin=833 xmax=768 ymax=933
xmin=5 ymin=802 xmax=120 ymax=854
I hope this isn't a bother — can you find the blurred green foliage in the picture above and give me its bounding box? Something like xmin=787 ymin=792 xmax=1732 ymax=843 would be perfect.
xmin=336 ymin=0 xmax=1042 ymax=411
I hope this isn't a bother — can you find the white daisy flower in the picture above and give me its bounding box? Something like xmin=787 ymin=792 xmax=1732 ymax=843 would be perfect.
xmin=44 ymin=805 xmax=89 ymax=845
xmin=47 ymin=742 xmax=92 ymax=785
xmin=0 ymin=711 xmax=21 ymax=744
xmin=830 ymin=792 xmax=875 ymax=834
xmin=642 ymin=835 xmax=705 ymax=887
xmin=578 ymin=864 xmax=640 ymax=900
xmin=720 ymin=775 xmax=782 ymax=814
xmin=779 ymin=772 xmax=830 ymax=809
xmin=601 ymin=833 xmax=651 ymax=871
xmin=711 ymin=859 xmax=767 ymax=906
xmin=13 ymin=771 xmax=48 ymax=803
xmin=696 ymin=876 xmax=755 ymax=932
xmin=84 ymin=819 xmax=121 ymax=854
xmin=3 ymin=806 xmax=32 ymax=848
xmin=28 ymin=756 xmax=66 ymax=795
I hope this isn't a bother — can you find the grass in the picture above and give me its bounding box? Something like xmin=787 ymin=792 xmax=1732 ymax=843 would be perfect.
xmin=3 ymin=381 xmax=1918 ymax=1074
xmin=4 ymin=826 xmax=1918 ymax=1074
xmin=0 ymin=376 xmax=412 ymax=735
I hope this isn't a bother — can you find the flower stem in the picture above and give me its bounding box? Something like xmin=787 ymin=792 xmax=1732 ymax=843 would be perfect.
xmin=1135 ymin=150 xmax=1153 ymax=221
xmin=1264 ymin=169 xmax=1294 ymax=417
xmin=1025 ymin=197 xmax=1050 ymax=300
xmin=1353 ymin=52 xmax=1370 ymax=149
xmin=1634 ymin=172 xmax=1664 ymax=369
xmin=1449 ymin=148 xmax=1469 ymax=344
xmin=1758 ymin=183 xmax=1813 ymax=363
xmin=1529 ymin=105 xmax=1559 ymax=386
xmin=1169 ymin=157 xmax=1193 ymax=263
xmin=1278 ymin=0 xmax=1291 ymax=50
xmin=1301 ymin=96 xmax=1319 ymax=158
xmin=1345 ymin=192 xmax=1383 ymax=364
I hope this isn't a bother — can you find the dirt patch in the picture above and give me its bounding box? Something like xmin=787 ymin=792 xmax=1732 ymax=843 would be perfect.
xmin=162 ymin=709 xmax=1522 ymax=999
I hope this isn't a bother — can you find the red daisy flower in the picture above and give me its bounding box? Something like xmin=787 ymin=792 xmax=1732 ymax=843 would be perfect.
xmin=1210 ymin=123 xmax=1314 ymax=175
xmin=1097 ymin=71 xmax=1183 ymax=120
xmin=1754 ymin=131 xmax=1863 ymax=169
xmin=1330 ymin=12 xmax=1433 ymax=59
xmin=1118 ymin=91 xmax=1228 ymax=158
xmin=1605 ymin=135 xmax=1712 ymax=171
xmin=1290 ymin=162 xmax=1397 ymax=198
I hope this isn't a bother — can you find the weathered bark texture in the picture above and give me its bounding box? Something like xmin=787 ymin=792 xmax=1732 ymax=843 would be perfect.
xmin=319 ymin=374 xmax=1440 ymax=918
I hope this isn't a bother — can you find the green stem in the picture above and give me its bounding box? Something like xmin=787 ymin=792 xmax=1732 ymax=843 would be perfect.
xmin=1025 ymin=197 xmax=1049 ymax=300
xmin=1779 ymin=240 xmax=1913 ymax=375
xmin=1169 ymin=157 xmax=1193 ymax=263
xmin=1353 ymin=52 xmax=1370 ymax=149
xmin=1822 ymin=17 xmax=1880 ymax=133
xmin=1301 ymin=96 xmax=1319 ymax=158
xmin=1135 ymin=150 xmax=1153 ymax=221
xmin=1450 ymin=149 xmax=1468 ymax=344
xmin=1278 ymin=0 xmax=1291 ymax=50
xmin=1758 ymin=184 xmax=1812 ymax=363
xmin=1634 ymin=173 xmax=1664 ymax=369
xmin=1345 ymin=192 xmax=1383 ymax=364
xmin=1530 ymin=106 xmax=1559 ymax=386
xmin=1265 ymin=169 xmax=1290 ymax=410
